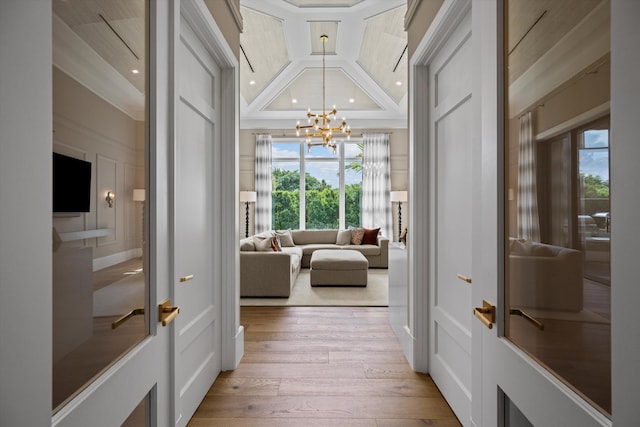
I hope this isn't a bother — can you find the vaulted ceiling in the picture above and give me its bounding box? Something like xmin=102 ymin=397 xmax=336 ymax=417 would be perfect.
xmin=239 ymin=0 xmax=409 ymax=130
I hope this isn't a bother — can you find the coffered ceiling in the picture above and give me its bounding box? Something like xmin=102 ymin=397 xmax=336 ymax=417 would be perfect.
xmin=239 ymin=0 xmax=408 ymax=129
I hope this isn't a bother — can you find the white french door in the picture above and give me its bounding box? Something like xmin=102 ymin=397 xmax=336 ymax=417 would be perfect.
xmin=427 ymin=7 xmax=473 ymax=426
xmin=171 ymin=6 xmax=223 ymax=426
xmin=471 ymin=0 xmax=640 ymax=426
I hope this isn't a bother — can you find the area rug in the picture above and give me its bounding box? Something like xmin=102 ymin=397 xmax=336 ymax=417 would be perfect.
xmin=240 ymin=269 xmax=389 ymax=307
xmin=93 ymin=272 xmax=145 ymax=317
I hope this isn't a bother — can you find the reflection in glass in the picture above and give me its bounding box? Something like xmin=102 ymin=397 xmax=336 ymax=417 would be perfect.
xmin=504 ymin=0 xmax=610 ymax=416
xmin=52 ymin=0 xmax=148 ymax=412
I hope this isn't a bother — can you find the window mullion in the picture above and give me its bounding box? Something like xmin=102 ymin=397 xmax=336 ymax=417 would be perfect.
xmin=339 ymin=142 xmax=345 ymax=229
xmin=299 ymin=142 xmax=305 ymax=230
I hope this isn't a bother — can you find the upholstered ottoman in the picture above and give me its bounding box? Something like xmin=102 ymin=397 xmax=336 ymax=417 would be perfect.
xmin=310 ymin=249 xmax=368 ymax=286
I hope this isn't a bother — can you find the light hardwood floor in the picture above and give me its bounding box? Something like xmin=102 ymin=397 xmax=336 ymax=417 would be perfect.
xmin=189 ymin=306 xmax=461 ymax=426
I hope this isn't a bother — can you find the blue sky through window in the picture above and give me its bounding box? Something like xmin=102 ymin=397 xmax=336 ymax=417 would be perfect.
xmin=580 ymin=130 xmax=609 ymax=181
xmin=272 ymin=141 xmax=362 ymax=188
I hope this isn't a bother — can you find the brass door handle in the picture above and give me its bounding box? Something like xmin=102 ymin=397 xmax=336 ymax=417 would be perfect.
xmin=473 ymin=300 xmax=495 ymax=329
xmin=159 ymin=299 xmax=180 ymax=326
xmin=457 ymin=273 xmax=472 ymax=284
xmin=179 ymin=274 xmax=194 ymax=283
xmin=112 ymin=308 xmax=145 ymax=329
xmin=510 ymin=308 xmax=544 ymax=330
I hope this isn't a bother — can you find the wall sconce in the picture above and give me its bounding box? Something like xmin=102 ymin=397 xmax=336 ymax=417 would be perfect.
xmin=106 ymin=191 xmax=115 ymax=208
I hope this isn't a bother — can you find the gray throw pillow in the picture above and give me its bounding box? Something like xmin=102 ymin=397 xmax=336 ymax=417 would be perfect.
xmin=275 ymin=229 xmax=295 ymax=247
xmin=336 ymin=229 xmax=351 ymax=245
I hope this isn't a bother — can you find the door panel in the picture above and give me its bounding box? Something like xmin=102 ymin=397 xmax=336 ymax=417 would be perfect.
xmin=173 ymin=15 xmax=221 ymax=426
xmin=472 ymin=0 xmax=615 ymax=425
xmin=429 ymin=11 xmax=473 ymax=425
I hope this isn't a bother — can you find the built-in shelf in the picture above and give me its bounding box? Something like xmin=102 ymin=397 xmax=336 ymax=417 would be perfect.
xmin=53 ymin=228 xmax=114 ymax=242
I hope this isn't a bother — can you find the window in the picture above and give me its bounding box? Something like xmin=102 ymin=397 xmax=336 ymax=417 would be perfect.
xmin=271 ymin=140 xmax=362 ymax=230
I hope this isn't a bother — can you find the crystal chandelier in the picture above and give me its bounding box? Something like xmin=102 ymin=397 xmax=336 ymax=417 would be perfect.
xmin=295 ymin=34 xmax=351 ymax=154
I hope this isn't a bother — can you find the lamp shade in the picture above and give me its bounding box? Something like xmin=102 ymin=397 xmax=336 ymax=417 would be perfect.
xmin=390 ymin=190 xmax=408 ymax=202
xmin=239 ymin=191 xmax=257 ymax=202
xmin=132 ymin=188 xmax=145 ymax=202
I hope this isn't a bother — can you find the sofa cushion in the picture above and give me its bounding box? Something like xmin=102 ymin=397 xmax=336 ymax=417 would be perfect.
xmin=362 ymin=228 xmax=380 ymax=245
xmin=291 ymin=229 xmax=338 ymax=245
xmin=298 ymin=244 xmax=341 ymax=255
xmin=281 ymin=246 xmax=303 ymax=257
xmin=336 ymin=229 xmax=351 ymax=245
xmin=350 ymin=228 xmax=365 ymax=245
xmin=275 ymin=229 xmax=295 ymax=247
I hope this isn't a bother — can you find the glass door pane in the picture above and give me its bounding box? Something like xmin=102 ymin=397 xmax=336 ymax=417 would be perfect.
xmin=52 ymin=0 xmax=148 ymax=411
xmin=504 ymin=0 xmax=611 ymax=416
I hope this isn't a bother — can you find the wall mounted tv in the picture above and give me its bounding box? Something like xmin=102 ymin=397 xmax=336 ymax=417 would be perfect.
xmin=53 ymin=152 xmax=92 ymax=213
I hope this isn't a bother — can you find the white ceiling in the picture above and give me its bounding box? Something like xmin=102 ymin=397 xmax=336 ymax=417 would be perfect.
xmin=239 ymin=0 xmax=409 ymax=130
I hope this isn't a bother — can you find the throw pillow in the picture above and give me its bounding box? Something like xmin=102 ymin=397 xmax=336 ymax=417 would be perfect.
xmin=510 ymin=239 xmax=529 ymax=255
xmin=350 ymin=228 xmax=365 ymax=245
xmin=336 ymin=229 xmax=351 ymax=245
xmin=275 ymin=229 xmax=295 ymax=247
xmin=270 ymin=236 xmax=282 ymax=252
xmin=254 ymin=236 xmax=274 ymax=252
xmin=362 ymin=227 xmax=380 ymax=245
xmin=239 ymin=238 xmax=256 ymax=251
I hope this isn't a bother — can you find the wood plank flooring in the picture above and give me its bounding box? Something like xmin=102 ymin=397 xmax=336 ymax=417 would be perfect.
xmin=189 ymin=306 xmax=461 ymax=426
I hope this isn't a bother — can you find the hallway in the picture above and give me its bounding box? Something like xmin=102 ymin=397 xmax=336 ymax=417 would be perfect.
xmin=189 ymin=306 xmax=460 ymax=426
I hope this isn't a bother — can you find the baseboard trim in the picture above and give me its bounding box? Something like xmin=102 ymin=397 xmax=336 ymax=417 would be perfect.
xmin=93 ymin=248 xmax=142 ymax=271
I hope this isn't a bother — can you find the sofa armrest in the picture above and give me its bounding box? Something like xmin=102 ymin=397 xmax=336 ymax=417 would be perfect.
xmin=240 ymin=252 xmax=293 ymax=297
xmin=377 ymin=235 xmax=389 ymax=267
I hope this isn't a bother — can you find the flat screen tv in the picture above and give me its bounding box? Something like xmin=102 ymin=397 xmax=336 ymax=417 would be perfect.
xmin=53 ymin=152 xmax=92 ymax=213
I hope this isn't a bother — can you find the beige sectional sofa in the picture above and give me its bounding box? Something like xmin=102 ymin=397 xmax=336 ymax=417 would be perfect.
xmin=509 ymin=239 xmax=583 ymax=312
xmin=240 ymin=229 xmax=389 ymax=297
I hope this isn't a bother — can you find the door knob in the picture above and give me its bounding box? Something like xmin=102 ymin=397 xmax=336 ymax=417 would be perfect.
xmin=159 ymin=299 xmax=180 ymax=326
xmin=473 ymin=300 xmax=495 ymax=329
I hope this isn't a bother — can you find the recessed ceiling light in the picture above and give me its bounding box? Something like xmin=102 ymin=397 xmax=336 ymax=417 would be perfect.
xmin=249 ymin=80 xmax=256 ymax=85
xmin=396 ymin=81 xmax=402 ymax=86
xmin=132 ymin=69 xmax=139 ymax=74
xmin=292 ymin=98 xmax=298 ymax=104
xmin=349 ymin=98 xmax=355 ymax=103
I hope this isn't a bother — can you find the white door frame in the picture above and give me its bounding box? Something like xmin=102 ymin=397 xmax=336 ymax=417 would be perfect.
xmin=177 ymin=0 xmax=243 ymax=373
xmin=409 ymin=0 xmax=472 ymax=376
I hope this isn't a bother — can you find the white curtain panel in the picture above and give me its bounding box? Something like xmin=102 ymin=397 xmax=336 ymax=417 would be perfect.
xmin=362 ymin=133 xmax=392 ymax=240
xmin=517 ymin=111 xmax=541 ymax=241
xmin=255 ymin=134 xmax=272 ymax=233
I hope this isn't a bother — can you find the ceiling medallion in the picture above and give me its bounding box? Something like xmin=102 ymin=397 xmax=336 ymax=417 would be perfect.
xmin=295 ymin=34 xmax=351 ymax=154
